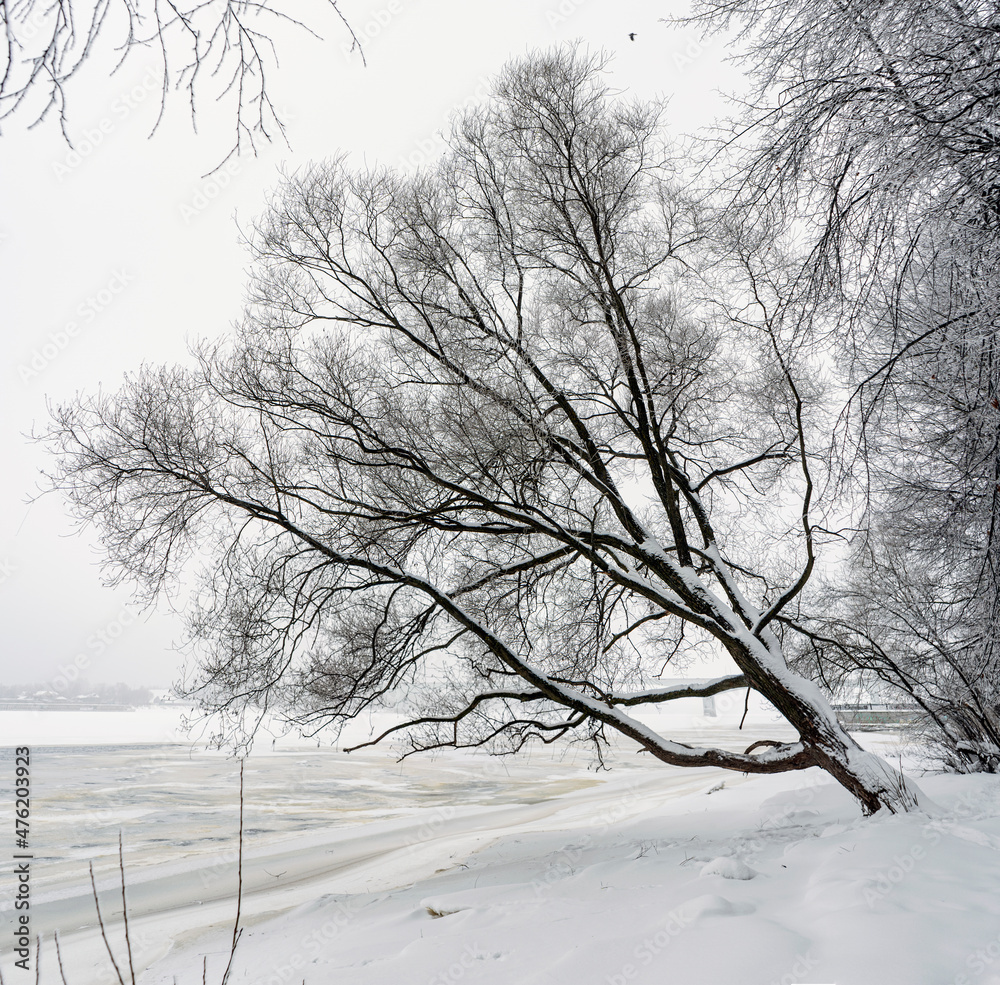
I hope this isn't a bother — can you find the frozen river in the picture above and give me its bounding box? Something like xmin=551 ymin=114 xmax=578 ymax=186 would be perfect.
xmin=14 ymin=739 xmax=608 ymax=902
xmin=0 ymin=706 xmax=801 ymax=983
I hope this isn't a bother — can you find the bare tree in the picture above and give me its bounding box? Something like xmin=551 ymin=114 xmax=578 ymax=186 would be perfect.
xmin=44 ymin=49 xmax=924 ymax=814
xmin=676 ymin=0 xmax=1000 ymax=766
xmin=830 ymin=216 xmax=1000 ymax=769
xmin=0 ymin=0 xmax=360 ymax=160
xmin=789 ymin=535 xmax=1000 ymax=773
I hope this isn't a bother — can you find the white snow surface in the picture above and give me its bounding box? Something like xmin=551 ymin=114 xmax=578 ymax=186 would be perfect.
xmin=4 ymin=709 xmax=1000 ymax=985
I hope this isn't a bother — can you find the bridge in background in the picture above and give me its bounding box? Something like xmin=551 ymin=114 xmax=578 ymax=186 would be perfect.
xmin=832 ymin=703 xmax=922 ymax=729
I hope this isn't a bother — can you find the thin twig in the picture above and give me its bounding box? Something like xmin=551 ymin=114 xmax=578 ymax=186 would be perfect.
xmin=739 ymin=687 xmax=751 ymax=730
xmin=89 ymin=861 xmax=127 ymax=985
xmin=219 ymin=759 xmax=245 ymax=985
xmin=119 ymin=832 xmax=136 ymax=984
xmin=54 ymin=932 xmax=70 ymax=985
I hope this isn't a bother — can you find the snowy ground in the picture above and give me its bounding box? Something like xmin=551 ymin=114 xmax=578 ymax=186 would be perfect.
xmin=3 ymin=707 xmax=1000 ymax=985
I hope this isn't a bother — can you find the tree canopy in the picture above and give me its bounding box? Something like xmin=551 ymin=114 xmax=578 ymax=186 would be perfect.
xmin=45 ymin=48 xmax=924 ymax=813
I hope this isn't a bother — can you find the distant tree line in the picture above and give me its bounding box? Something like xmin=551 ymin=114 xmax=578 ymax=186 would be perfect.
xmin=0 ymin=682 xmax=153 ymax=705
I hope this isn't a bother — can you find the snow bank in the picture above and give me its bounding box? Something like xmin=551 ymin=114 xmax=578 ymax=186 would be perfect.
xmin=122 ymin=764 xmax=1000 ymax=985
xmin=9 ymin=725 xmax=1000 ymax=985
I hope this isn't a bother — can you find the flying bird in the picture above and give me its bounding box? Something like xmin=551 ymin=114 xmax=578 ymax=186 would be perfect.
xmin=629 ymin=32 xmax=636 ymax=41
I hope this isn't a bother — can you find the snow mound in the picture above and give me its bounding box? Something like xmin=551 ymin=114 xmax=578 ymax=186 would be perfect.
xmin=680 ymin=893 xmax=755 ymax=919
xmin=699 ymin=857 xmax=758 ymax=880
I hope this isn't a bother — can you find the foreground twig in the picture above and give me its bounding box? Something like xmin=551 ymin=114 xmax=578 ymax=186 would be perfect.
xmin=119 ymin=833 xmax=136 ymax=984
xmin=89 ymin=862 xmax=127 ymax=985
xmin=54 ymin=932 xmax=69 ymax=985
xmin=219 ymin=759 xmax=245 ymax=985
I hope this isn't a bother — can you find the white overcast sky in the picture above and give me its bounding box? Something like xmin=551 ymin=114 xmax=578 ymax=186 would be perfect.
xmin=0 ymin=0 xmax=744 ymax=689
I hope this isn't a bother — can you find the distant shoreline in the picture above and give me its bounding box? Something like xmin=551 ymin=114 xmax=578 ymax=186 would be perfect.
xmin=0 ymin=700 xmax=187 ymax=712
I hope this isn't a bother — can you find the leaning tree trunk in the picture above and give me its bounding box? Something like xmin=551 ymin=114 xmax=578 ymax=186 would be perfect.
xmin=742 ymin=640 xmax=923 ymax=814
